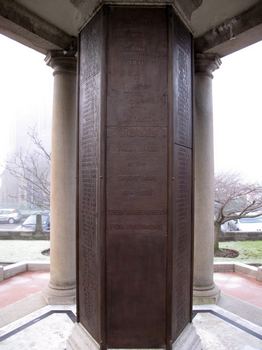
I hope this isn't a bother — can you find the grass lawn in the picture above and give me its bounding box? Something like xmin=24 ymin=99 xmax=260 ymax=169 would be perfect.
xmin=215 ymin=240 xmax=262 ymax=264
xmin=1 ymin=239 xmax=261 ymax=265
xmin=0 ymin=240 xmax=50 ymax=263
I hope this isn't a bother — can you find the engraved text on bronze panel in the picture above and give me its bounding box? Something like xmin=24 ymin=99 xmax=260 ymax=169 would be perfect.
xmin=78 ymin=12 xmax=102 ymax=341
xmin=172 ymin=145 xmax=192 ymax=340
xmin=173 ymin=16 xmax=192 ymax=149
xmin=106 ymin=8 xmax=168 ymax=347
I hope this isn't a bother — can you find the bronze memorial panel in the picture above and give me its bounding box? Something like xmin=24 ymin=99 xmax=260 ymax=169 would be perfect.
xmin=78 ymin=11 xmax=104 ymax=342
xmin=171 ymin=14 xmax=193 ymax=341
xmin=172 ymin=15 xmax=192 ymax=149
xmin=106 ymin=8 xmax=168 ymax=347
xmin=172 ymin=145 xmax=192 ymax=340
xmin=78 ymin=5 xmax=193 ymax=349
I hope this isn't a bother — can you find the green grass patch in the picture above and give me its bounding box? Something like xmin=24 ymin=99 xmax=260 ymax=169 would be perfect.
xmin=0 ymin=240 xmax=50 ymax=263
xmin=215 ymin=240 xmax=262 ymax=264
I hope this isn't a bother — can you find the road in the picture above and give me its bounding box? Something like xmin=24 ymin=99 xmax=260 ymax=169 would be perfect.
xmin=0 ymin=223 xmax=20 ymax=230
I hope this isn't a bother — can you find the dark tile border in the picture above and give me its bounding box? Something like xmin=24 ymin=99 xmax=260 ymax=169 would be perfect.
xmin=193 ymin=309 xmax=262 ymax=340
xmin=1 ymin=309 xmax=261 ymax=343
xmin=0 ymin=310 xmax=76 ymax=342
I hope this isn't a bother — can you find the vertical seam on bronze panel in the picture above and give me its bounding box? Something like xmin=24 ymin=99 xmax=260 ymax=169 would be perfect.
xmin=190 ymin=36 xmax=195 ymax=322
xmin=76 ymin=33 xmax=81 ymax=322
xmin=166 ymin=5 xmax=174 ymax=350
xmin=99 ymin=7 xmax=105 ymax=348
xmin=95 ymin=12 xmax=102 ymax=343
xmin=101 ymin=5 xmax=110 ymax=349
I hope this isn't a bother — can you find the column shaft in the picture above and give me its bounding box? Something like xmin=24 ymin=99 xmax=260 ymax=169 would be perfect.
xmin=45 ymin=51 xmax=77 ymax=304
xmin=193 ymin=53 xmax=221 ymax=304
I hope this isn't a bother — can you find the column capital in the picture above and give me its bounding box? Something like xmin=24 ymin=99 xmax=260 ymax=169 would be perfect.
xmin=195 ymin=53 xmax=221 ymax=78
xmin=45 ymin=50 xmax=76 ymax=76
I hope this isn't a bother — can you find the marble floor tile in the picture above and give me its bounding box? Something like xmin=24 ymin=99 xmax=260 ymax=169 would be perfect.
xmin=193 ymin=312 xmax=262 ymax=350
xmin=0 ymin=312 xmax=74 ymax=350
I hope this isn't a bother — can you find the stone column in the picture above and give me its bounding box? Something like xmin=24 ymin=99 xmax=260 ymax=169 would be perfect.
xmin=44 ymin=51 xmax=77 ymax=304
xmin=193 ymin=53 xmax=221 ymax=304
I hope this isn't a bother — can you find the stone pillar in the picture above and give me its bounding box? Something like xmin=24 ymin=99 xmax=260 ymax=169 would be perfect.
xmin=193 ymin=53 xmax=221 ymax=304
xmin=44 ymin=51 xmax=77 ymax=304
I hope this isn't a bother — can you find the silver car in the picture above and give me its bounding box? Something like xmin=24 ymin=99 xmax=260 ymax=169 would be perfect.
xmin=0 ymin=209 xmax=22 ymax=224
xmin=16 ymin=213 xmax=50 ymax=232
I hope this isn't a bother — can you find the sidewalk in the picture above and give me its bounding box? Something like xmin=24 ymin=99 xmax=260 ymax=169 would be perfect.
xmin=0 ymin=271 xmax=49 ymax=309
xmin=0 ymin=271 xmax=261 ymax=310
xmin=214 ymin=272 xmax=262 ymax=308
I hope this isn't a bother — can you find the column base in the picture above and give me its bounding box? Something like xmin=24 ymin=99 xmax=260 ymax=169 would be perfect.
xmin=67 ymin=323 xmax=100 ymax=350
xmin=172 ymin=323 xmax=202 ymax=350
xmin=44 ymin=285 xmax=76 ymax=305
xmin=67 ymin=323 xmax=202 ymax=350
xmin=193 ymin=284 xmax=220 ymax=305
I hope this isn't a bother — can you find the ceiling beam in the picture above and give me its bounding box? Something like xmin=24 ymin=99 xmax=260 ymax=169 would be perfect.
xmin=195 ymin=2 xmax=262 ymax=56
xmin=0 ymin=0 xmax=76 ymax=54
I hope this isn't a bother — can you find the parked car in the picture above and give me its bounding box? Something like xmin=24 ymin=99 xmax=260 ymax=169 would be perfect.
xmin=221 ymin=220 xmax=239 ymax=232
xmin=221 ymin=216 xmax=262 ymax=232
xmin=235 ymin=217 xmax=262 ymax=232
xmin=16 ymin=213 xmax=50 ymax=232
xmin=0 ymin=209 xmax=22 ymax=224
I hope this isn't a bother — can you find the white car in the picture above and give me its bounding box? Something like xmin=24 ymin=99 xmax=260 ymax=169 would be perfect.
xmin=221 ymin=220 xmax=238 ymax=232
xmin=235 ymin=217 xmax=262 ymax=232
xmin=0 ymin=209 xmax=22 ymax=224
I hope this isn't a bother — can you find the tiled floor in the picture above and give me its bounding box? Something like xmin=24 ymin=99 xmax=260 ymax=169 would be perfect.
xmin=214 ymin=272 xmax=262 ymax=308
xmin=0 ymin=271 xmax=49 ymax=308
xmin=0 ymin=305 xmax=261 ymax=350
xmin=0 ymin=306 xmax=76 ymax=350
xmin=193 ymin=309 xmax=262 ymax=350
xmin=0 ymin=270 xmax=261 ymax=349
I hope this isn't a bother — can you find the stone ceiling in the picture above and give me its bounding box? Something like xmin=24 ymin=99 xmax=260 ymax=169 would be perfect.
xmin=0 ymin=0 xmax=261 ymax=56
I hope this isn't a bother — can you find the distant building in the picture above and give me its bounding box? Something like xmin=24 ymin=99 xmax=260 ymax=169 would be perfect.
xmin=0 ymin=111 xmax=51 ymax=210
xmin=0 ymin=168 xmax=26 ymax=208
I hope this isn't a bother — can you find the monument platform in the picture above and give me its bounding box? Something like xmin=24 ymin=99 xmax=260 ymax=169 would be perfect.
xmin=0 ymin=270 xmax=261 ymax=349
xmin=0 ymin=303 xmax=261 ymax=349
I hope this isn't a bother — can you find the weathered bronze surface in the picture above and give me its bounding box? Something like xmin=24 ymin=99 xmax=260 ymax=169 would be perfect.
xmin=78 ymin=11 xmax=104 ymax=342
xmin=171 ymin=13 xmax=193 ymax=341
xmin=78 ymin=5 xmax=193 ymax=348
xmin=106 ymin=8 xmax=168 ymax=347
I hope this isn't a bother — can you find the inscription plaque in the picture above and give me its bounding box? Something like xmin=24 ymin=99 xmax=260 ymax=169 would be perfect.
xmin=171 ymin=12 xmax=193 ymax=341
xmin=172 ymin=145 xmax=192 ymax=340
xmin=78 ymin=12 xmax=103 ymax=342
xmin=173 ymin=15 xmax=192 ymax=148
xmin=78 ymin=5 xmax=193 ymax=349
xmin=106 ymin=8 xmax=167 ymax=347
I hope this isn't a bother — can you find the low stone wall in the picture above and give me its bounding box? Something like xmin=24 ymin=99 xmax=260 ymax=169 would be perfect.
xmin=0 ymin=261 xmax=50 ymax=281
xmin=214 ymin=262 xmax=262 ymax=282
xmin=220 ymin=231 xmax=262 ymax=241
xmin=0 ymin=230 xmax=49 ymax=240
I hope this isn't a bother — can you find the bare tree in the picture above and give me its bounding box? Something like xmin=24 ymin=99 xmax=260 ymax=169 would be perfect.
xmin=214 ymin=172 xmax=262 ymax=251
xmin=4 ymin=128 xmax=50 ymax=209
